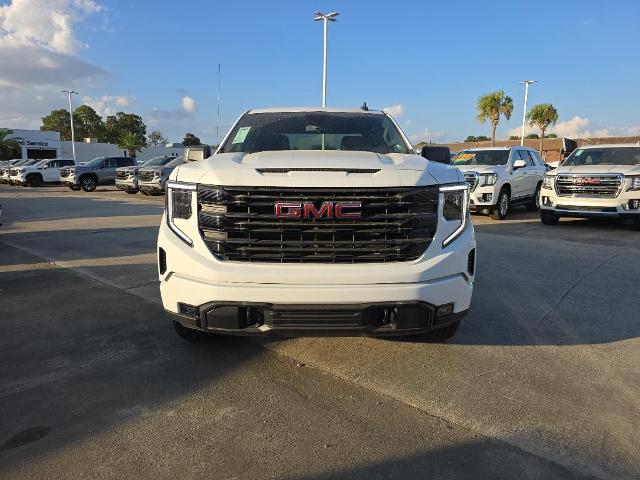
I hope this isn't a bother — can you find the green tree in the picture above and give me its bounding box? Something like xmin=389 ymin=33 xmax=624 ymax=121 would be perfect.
xmin=117 ymin=132 xmax=145 ymax=158
xmin=182 ymin=132 xmax=201 ymax=146
xmin=546 ymin=133 xmax=558 ymax=138
xmin=476 ymin=90 xmax=514 ymax=146
xmin=525 ymin=133 xmax=540 ymax=139
xmin=74 ymin=105 xmax=106 ymax=141
xmin=148 ymin=130 xmax=168 ymax=146
xmin=0 ymin=128 xmax=21 ymax=160
xmin=105 ymin=112 xmax=147 ymax=144
xmin=41 ymin=109 xmax=72 ymax=140
xmin=465 ymin=135 xmax=491 ymax=143
xmin=464 ymin=135 xmax=477 ymax=142
xmin=527 ymin=103 xmax=559 ymax=153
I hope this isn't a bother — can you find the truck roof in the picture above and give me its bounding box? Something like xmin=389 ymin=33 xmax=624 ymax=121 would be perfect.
xmin=248 ymin=107 xmax=384 ymax=115
xmin=461 ymin=146 xmax=537 ymax=151
xmin=577 ymin=143 xmax=640 ymax=149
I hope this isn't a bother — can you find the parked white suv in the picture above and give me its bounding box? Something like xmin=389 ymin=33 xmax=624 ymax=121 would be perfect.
xmin=15 ymin=158 xmax=75 ymax=187
xmin=540 ymin=144 xmax=640 ymax=229
xmin=158 ymin=107 xmax=475 ymax=342
xmin=453 ymin=147 xmax=547 ymax=219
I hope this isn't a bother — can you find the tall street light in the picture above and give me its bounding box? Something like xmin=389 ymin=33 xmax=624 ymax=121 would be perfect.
xmin=61 ymin=90 xmax=79 ymax=162
xmin=314 ymin=11 xmax=339 ymax=107
xmin=517 ymin=80 xmax=537 ymax=146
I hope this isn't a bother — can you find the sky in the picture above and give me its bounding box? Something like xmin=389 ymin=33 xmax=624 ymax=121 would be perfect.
xmin=1 ymin=0 xmax=639 ymax=144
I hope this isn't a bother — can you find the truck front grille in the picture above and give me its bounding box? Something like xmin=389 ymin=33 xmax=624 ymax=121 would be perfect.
xmin=197 ymin=185 xmax=439 ymax=263
xmin=60 ymin=167 xmax=72 ymax=178
xmin=138 ymin=171 xmax=155 ymax=182
xmin=115 ymin=170 xmax=130 ymax=179
xmin=464 ymin=173 xmax=478 ymax=192
xmin=555 ymin=174 xmax=622 ymax=198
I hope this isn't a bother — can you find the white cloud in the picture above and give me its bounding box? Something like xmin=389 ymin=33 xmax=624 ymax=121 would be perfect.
xmin=0 ymin=0 xmax=106 ymax=128
xmin=382 ymin=104 xmax=404 ymax=118
xmin=182 ymin=96 xmax=196 ymax=112
xmin=506 ymin=116 xmax=640 ymax=140
xmin=0 ymin=0 xmax=103 ymax=54
xmin=409 ymin=128 xmax=445 ymax=144
xmin=82 ymin=95 xmax=133 ymax=116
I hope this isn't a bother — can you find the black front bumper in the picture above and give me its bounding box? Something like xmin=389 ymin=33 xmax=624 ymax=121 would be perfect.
xmin=168 ymin=301 xmax=468 ymax=337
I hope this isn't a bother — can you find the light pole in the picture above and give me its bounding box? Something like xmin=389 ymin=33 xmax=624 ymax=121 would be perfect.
xmin=517 ymin=80 xmax=537 ymax=146
xmin=314 ymin=11 xmax=339 ymax=107
xmin=61 ymin=90 xmax=79 ymax=162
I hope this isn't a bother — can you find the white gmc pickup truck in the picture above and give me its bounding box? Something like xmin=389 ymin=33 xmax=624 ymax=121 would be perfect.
xmin=540 ymin=144 xmax=640 ymax=229
xmin=157 ymin=107 xmax=475 ymax=342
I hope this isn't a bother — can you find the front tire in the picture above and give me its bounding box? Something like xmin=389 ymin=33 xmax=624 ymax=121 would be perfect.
xmin=490 ymin=189 xmax=510 ymax=220
xmin=540 ymin=210 xmax=559 ymax=225
xmin=80 ymin=176 xmax=97 ymax=192
xmin=27 ymin=175 xmax=43 ymax=188
xmin=173 ymin=321 xmax=210 ymax=341
xmin=413 ymin=321 xmax=460 ymax=343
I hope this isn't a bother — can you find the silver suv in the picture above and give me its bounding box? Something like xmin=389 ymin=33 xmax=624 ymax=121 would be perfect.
xmin=115 ymin=155 xmax=176 ymax=194
xmin=60 ymin=156 xmax=135 ymax=192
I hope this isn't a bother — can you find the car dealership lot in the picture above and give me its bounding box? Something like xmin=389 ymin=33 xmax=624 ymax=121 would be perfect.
xmin=1 ymin=185 xmax=638 ymax=480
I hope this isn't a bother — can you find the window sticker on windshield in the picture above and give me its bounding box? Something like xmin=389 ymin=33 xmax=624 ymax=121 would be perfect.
xmin=232 ymin=126 xmax=251 ymax=144
xmin=453 ymin=153 xmax=475 ymax=163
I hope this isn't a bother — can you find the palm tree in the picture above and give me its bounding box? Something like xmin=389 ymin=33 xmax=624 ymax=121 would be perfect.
xmin=117 ymin=131 xmax=145 ymax=158
xmin=527 ymin=104 xmax=559 ymax=154
xmin=0 ymin=128 xmax=21 ymax=160
xmin=476 ymin=91 xmax=514 ymax=146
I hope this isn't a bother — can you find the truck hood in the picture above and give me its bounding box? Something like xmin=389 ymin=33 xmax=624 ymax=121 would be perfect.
xmin=455 ymin=164 xmax=506 ymax=175
xmin=550 ymin=164 xmax=640 ymax=175
xmin=174 ymin=151 xmax=463 ymax=187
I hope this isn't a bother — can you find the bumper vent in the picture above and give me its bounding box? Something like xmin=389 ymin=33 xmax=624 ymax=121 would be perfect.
xmin=197 ymin=185 xmax=439 ymax=263
xmin=158 ymin=247 xmax=167 ymax=274
xmin=467 ymin=248 xmax=475 ymax=276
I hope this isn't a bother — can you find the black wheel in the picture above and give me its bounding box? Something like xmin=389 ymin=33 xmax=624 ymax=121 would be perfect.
xmin=173 ymin=321 xmax=209 ymax=341
xmin=125 ymin=190 xmax=139 ymax=194
xmin=27 ymin=175 xmax=43 ymax=188
xmin=490 ymin=189 xmax=510 ymax=220
xmin=80 ymin=176 xmax=97 ymax=192
xmin=413 ymin=322 xmax=460 ymax=343
xmin=68 ymin=185 xmax=81 ymax=191
xmin=540 ymin=210 xmax=559 ymax=225
xmin=526 ymin=183 xmax=542 ymax=211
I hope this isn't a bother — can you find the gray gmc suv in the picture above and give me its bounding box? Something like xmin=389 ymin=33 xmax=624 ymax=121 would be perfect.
xmin=60 ymin=156 xmax=135 ymax=192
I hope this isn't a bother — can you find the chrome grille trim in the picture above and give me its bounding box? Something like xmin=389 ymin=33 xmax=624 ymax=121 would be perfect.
xmin=197 ymin=185 xmax=439 ymax=264
xmin=555 ymin=174 xmax=623 ymax=198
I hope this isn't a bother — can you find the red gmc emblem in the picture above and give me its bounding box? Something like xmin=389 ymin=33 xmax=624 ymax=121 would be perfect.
xmin=275 ymin=201 xmax=362 ymax=219
xmin=575 ymin=177 xmax=600 ymax=185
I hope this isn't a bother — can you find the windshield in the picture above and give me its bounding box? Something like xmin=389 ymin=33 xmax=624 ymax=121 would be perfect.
xmin=219 ymin=111 xmax=410 ymax=155
xmin=452 ymin=150 xmax=510 ymax=166
xmin=22 ymin=159 xmax=40 ymax=166
xmin=142 ymin=156 xmax=175 ymax=167
xmin=86 ymin=157 xmax=105 ymax=166
xmin=34 ymin=159 xmax=49 ymax=167
xmin=562 ymin=147 xmax=640 ymax=166
xmin=164 ymin=156 xmax=184 ymax=168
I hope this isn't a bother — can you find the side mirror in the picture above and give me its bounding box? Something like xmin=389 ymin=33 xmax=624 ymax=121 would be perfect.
xmin=513 ymin=159 xmax=526 ymax=170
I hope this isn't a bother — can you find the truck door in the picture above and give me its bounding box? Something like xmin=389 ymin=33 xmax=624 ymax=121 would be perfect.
xmin=101 ymin=158 xmax=118 ymax=184
xmin=509 ymin=150 xmax=528 ymax=199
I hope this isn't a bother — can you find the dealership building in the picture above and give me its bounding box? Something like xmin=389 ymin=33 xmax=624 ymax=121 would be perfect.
xmin=5 ymin=129 xmax=185 ymax=163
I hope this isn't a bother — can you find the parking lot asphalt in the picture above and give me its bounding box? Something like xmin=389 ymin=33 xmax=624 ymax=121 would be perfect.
xmin=1 ymin=185 xmax=638 ymax=480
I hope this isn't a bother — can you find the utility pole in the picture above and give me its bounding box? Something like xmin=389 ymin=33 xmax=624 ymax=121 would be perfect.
xmin=61 ymin=90 xmax=79 ymax=162
xmin=517 ymin=80 xmax=537 ymax=146
xmin=216 ymin=63 xmax=221 ymax=142
xmin=314 ymin=11 xmax=339 ymax=107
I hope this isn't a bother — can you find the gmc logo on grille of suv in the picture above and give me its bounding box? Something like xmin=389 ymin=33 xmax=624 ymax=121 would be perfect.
xmin=575 ymin=177 xmax=601 ymax=185
xmin=275 ymin=201 xmax=362 ymax=219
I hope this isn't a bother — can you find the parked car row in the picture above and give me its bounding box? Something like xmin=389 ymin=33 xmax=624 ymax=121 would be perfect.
xmin=0 ymin=155 xmax=185 ymax=195
xmin=447 ymin=143 xmax=640 ymax=229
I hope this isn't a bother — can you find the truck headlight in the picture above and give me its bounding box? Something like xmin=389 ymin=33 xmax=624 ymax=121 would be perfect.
xmin=441 ymin=184 xmax=469 ymax=247
xmin=543 ymin=175 xmax=554 ymax=189
xmin=628 ymin=176 xmax=640 ymax=191
xmin=166 ymin=181 xmax=197 ymax=245
xmin=479 ymin=173 xmax=497 ymax=187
